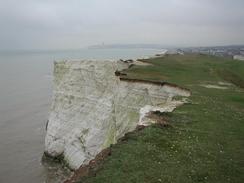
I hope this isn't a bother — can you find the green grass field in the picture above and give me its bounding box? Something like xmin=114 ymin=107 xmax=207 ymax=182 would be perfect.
xmin=80 ymin=54 xmax=244 ymax=183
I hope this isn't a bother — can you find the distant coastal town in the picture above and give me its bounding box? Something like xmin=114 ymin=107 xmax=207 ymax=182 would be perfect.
xmin=176 ymin=45 xmax=244 ymax=61
xmin=89 ymin=44 xmax=244 ymax=61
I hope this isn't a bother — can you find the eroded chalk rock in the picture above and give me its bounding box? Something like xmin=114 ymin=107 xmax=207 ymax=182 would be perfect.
xmin=45 ymin=60 xmax=190 ymax=170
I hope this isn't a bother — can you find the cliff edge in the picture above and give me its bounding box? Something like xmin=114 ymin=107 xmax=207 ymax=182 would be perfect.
xmin=44 ymin=60 xmax=190 ymax=170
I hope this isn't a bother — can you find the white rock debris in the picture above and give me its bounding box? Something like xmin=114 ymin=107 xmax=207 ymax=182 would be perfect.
xmin=45 ymin=60 xmax=190 ymax=170
xmin=139 ymin=100 xmax=185 ymax=126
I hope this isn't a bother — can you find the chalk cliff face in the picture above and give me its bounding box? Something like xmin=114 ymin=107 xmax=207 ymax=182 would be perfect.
xmin=45 ymin=60 xmax=190 ymax=170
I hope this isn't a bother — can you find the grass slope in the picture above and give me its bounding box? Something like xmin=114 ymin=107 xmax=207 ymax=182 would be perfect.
xmin=80 ymin=54 xmax=244 ymax=183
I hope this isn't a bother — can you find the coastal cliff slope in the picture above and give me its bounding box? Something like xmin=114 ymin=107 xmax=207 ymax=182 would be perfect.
xmin=44 ymin=60 xmax=190 ymax=170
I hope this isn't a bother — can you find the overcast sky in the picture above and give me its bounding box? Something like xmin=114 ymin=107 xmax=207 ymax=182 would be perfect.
xmin=0 ymin=0 xmax=244 ymax=50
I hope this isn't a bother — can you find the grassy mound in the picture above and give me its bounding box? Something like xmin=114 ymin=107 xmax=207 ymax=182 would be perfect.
xmin=79 ymin=54 xmax=244 ymax=183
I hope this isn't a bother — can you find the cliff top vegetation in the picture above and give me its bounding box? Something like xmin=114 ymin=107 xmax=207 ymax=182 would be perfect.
xmin=78 ymin=54 xmax=244 ymax=183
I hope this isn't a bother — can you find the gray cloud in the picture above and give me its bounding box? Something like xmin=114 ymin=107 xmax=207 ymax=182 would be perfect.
xmin=0 ymin=0 xmax=243 ymax=49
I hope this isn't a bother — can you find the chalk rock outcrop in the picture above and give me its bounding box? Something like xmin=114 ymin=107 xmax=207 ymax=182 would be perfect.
xmin=45 ymin=60 xmax=190 ymax=170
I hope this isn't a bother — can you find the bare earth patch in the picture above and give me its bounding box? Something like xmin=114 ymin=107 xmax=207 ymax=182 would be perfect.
xmin=200 ymin=84 xmax=228 ymax=90
xmin=217 ymin=81 xmax=233 ymax=86
xmin=134 ymin=60 xmax=153 ymax=66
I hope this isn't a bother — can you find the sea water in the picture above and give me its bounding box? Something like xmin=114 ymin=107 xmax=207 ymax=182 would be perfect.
xmin=0 ymin=48 xmax=160 ymax=183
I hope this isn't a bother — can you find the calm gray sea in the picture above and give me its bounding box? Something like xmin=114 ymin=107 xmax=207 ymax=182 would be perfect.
xmin=0 ymin=48 xmax=160 ymax=183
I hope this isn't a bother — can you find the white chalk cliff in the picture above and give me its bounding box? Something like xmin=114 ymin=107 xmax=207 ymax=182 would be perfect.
xmin=45 ymin=60 xmax=190 ymax=170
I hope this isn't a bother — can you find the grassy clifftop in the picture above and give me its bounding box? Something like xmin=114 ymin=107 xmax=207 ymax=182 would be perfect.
xmin=80 ymin=54 xmax=244 ymax=183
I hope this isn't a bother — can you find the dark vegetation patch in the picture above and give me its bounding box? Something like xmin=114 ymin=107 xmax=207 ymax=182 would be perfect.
xmin=230 ymin=95 xmax=244 ymax=103
xmin=218 ymin=69 xmax=244 ymax=88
